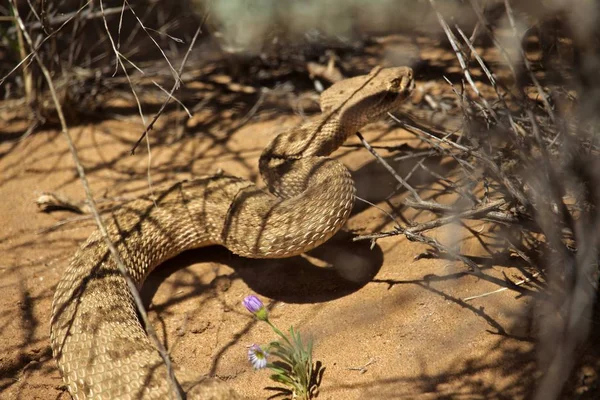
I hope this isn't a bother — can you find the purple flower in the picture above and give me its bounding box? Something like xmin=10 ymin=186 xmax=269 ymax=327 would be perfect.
xmin=243 ymin=295 xmax=263 ymax=313
xmin=248 ymin=344 xmax=269 ymax=369
xmin=242 ymin=295 xmax=268 ymax=321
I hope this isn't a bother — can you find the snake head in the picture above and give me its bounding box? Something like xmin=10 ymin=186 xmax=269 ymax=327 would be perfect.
xmin=319 ymin=66 xmax=415 ymax=114
xmin=384 ymin=67 xmax=415 ymax=100
xmin=322 ymin=66 xmax=415 ymax=124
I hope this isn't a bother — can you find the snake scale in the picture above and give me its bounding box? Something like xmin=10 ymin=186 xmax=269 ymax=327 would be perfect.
xmin=50 ymin=66 xmax=414 ymax=399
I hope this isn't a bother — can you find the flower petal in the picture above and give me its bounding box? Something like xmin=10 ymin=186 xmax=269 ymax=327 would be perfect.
xmin=248 ymin=344 xmax=268 ymax=369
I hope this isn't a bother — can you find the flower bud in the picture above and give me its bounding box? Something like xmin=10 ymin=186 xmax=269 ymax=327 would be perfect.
xmin=242 ymin=295 xmax=269 ymax=321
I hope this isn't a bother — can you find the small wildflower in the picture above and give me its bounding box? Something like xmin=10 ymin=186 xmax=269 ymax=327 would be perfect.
xmin=243 ymin=304 xmax=319 ymax=399
xmin=243 ymin=295 xmax=269 ymax=321
xmin=248 ymin=344 xmax=269 ymax=369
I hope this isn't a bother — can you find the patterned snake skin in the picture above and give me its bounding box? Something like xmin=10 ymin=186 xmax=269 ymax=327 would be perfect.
xmin=50 ymin=66 xmax=414 ymax=399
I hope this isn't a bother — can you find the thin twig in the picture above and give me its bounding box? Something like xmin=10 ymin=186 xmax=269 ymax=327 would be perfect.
xmin=403 ymin=198 xmax=520 ymax=225
xmin=353 ymin=227 xmax=481 ymax=272
xmin=131 ymin=22 xmax=205 ymax=154
xmin=389 ymin=113 xmax=469 ymax=152
xmin=404 ymin=230 xmax=481 ymax=272
xmin=463 ymin=271 xmax=542 ymax=301
xmin=353 ymin=199 xmax=508 ymax=242
xmin=356 ymin=131 xmax=422 ymax=201
xmin=6 ymin=4 xmax=125 ymax=32
xmin=406 ymin=199 xmax=506 ymax=234
xmin=352 ymin=229 xmax=402 ymax=243
xmin=1 ymin=1 xmax=93 ymax=86
xmin=454 ymin=25 xmax=521 ymax=138
xmin=10 ymin=4 xmax=183 ymax=399
xmin=466 ymin=0 xmax=518 ymax=78
xmin=429 ymin=0 xmax=500 ymax=126
xmin=503 ymin=0 xmax=556 ymax=123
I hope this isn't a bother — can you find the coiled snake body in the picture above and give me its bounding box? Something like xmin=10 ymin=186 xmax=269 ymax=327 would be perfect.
xmin=50 ymin=66 xmax=414 ymax=399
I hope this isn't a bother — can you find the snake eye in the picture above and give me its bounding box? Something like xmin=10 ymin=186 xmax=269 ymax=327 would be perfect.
xmin=389 ymin=78 xmax=401 ymax=90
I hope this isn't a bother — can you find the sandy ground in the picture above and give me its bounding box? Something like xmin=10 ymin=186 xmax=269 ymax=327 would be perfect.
xmin=0 ymin=39 xmax=596 ymax=399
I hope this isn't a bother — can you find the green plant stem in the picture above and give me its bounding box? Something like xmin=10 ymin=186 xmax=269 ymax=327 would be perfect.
xmin=266 ymin=320 xmax=294 ymax=348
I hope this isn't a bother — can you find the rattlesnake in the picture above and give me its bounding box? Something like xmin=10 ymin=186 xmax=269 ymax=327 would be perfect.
xmin=50 ymin=66 xmax=414 ymax=399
